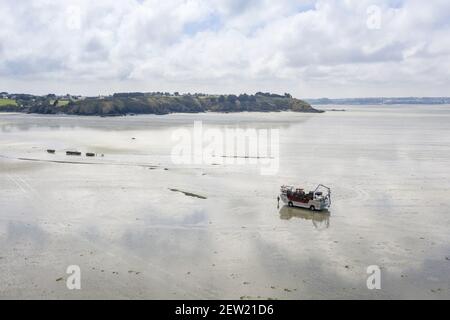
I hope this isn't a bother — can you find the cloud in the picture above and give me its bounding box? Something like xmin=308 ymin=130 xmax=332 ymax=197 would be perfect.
xmin=0 ymin=0 xmax=449 ymax=97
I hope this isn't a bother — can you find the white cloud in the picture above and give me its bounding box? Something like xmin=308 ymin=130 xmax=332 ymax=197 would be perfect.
xmin=0 ymin=0 xmax=449 ymax=97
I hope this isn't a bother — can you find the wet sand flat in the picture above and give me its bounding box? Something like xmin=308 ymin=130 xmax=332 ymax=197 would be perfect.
xmin=0 ymin=106 xmax=450 ymax=299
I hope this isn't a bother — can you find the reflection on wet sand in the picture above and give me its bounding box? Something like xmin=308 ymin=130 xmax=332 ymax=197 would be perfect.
xmin=0 ymin=112 xmax=313 ymax=133
xmin=279 ymin=205 xmax=330 ymax=229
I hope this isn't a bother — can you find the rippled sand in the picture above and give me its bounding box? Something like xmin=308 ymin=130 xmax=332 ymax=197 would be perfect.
xmin=0 ymin=106 xmax=449 ymax=299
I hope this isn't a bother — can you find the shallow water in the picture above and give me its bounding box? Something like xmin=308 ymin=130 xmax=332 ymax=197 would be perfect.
xmin=0 ymin=106 xmax=449 ymax=299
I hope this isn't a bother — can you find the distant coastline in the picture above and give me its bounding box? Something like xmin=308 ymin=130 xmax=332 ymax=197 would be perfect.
xmin=305 ymin=97 xmax=450 ymax=105
xmin=0 ymin=91 xmax=321 ymax=116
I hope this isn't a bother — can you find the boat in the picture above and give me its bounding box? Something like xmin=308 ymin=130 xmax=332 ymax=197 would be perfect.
xmin=279 ymin=184 xmax=331 ymax=211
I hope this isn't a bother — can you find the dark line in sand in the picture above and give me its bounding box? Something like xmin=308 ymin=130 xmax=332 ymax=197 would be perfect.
xmin=213 ymin=155 xmax=275 ymax=159
xmin=169 ymin=188 xmax=207 ymax=199
xmin=15 ymin=157 xmax=159 ymax=169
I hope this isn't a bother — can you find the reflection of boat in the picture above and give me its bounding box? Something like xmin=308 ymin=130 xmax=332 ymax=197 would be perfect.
xmin=279 ymin=184 xmax=331 ymax=211
xmin=279 ymin=205 xmax=330 ymax=229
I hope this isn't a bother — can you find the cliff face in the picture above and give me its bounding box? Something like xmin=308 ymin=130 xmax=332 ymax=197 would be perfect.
xmin=5 ymin=93 xmax=322 ymax=116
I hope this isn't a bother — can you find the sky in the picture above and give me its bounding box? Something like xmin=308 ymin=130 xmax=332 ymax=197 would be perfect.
xmin=0 ymin=0 xmax=449 ymax=98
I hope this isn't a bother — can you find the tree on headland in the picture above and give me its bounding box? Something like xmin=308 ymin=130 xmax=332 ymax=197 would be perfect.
xmin=227 ymin=95 xmax=238 ymax=103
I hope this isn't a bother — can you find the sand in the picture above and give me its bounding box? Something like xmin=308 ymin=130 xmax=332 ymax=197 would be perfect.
xmin=0 ymin=106 xmax=449 ymax=299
